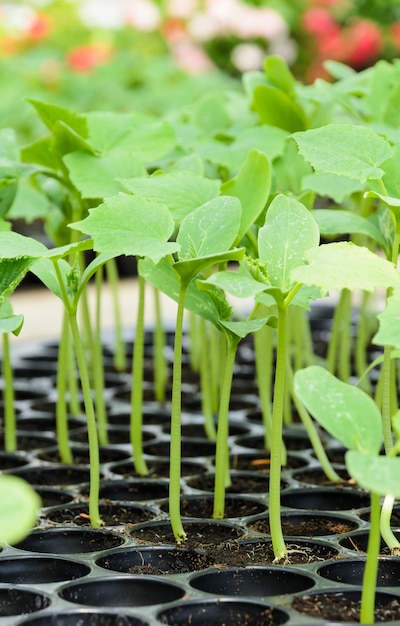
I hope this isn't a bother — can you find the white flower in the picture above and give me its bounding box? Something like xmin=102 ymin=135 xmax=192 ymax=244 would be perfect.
xmin=126 ymin=0 xmax=161 ymax=31
xmin=78 ymin=0 xmax=126 ymax=29
xmin=230 ymin=42 xmax=265 ymax=72
xmin=167 ymin=0 xmax=198 ymax=19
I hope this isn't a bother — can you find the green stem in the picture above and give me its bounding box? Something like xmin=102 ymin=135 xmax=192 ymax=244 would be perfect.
xmin=381 ymin=344 xmax=396 ymax=455
xmin=269 ymin=303 xmax=288 ymax=561
xmin=2 ymin=333 xmax=16 ymax=453
xmin=169 ymin=283 xmax=187 ymax=543
xmin=153 ymin=286 xmax=167 ymax=404
xmin=209 ymin=323 xmax=220 ymax=414
xmin=68 ymin=314 xmax=102 ymax=528
xmin=380 ymin=494 xmax=400 ymax=555
xmin=199 ymin=318 xmax=217 ymax=441
xmin=254 ymin=323 xmax=273 ymax=450
xmin=130 ymin=273 xmax=148 ymax=476
xmin=56 ymin=313 xmax=73 ymax=464
xmin=66 ymin=336 xmax=81 ymax=416
xmin=327 ymin=289 xmax=349 ymax=377
xmin=93 ymin=265 xmax=108 ymax=447
xmin=360 ymin=492 xmax=381 ymax=624
xmin=105 ymin=258 xmax=126 ymax=372
xmin=355 ymin=291 xmax=372 ymax=394
xmin=213 ymin=339 xmax=238 ymax=519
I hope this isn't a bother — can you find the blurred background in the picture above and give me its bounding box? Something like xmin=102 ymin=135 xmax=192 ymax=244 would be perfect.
xmin=1 ymin=0 xmax=400 ymax=145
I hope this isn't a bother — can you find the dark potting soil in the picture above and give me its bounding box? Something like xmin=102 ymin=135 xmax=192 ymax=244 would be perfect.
xmin=248 ymin=516 xmax=358 ymax=536
xmin=292 ymin=592 xmax=400 ymax=622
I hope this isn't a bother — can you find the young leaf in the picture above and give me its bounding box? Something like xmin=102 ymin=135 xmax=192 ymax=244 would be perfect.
xmin=258 ymin=194 xmax=319 ymax=292
xmin=373 ymin=290 xmax=400 ymax=348
xmin=120 ymin=171 xmax=221 ymax=225
xmin=221 ymin=150 xmax=270 ymax=242
xmin=291 ymin=241 xmax=400 ymax=292
xmin=346 ymin=451 xmax=400 ymax=498
xmin=177 ymin=196 xmax=241 ymax=261
xmin=206 ymin=265 xmax=267 ymax=298
xmin=64 ymin=151 xmax=147 ymax=199
xmin=0 ymin=258 xmax=39 ymax=305
xmin=0 ymin=475 xmax=41 ymax=546
xmin=0 ymin=299 xmax=23 ymax=336
xmin=294 ymin=366 xmax=382 ymax=455
xmin=27 ymin=99 xmax=88 ymax=137
xmin=0 ymin=231 xmax=47 ymax=258
xmin=292 ymin=124 xmax=393 ymax=183
xmin=313 ymin=209 xmax=387 ymax=251
xmin=71 ymin=193 xmax=180 ymax=264
xmin=264 ymin=55 xmax=296 ymax=95
xmin=139 ymin=257 xmax=221 ymax=326
xmin=302 ymin=172 xmax=364 ymax=203
xmin=220 ymin=317 xmax=278 ymax=339
xmin=252 ymin=85 xmax=307 ymax=132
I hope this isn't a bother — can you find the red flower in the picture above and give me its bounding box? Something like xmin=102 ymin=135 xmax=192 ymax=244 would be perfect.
xmin=301 ymin=7 xmax=339 ymax=37
xmin=27 ymin=13 xmax=52 ymax=40
xmin=67 ymin=43 xmax=112 ymax=73
xmin=163 ymin=18 xmax=186 ymax=43
xmin=346 ymin=20 xmax=382 ymax=67
xmin=390 ymin=23 xmax=400 ymax=48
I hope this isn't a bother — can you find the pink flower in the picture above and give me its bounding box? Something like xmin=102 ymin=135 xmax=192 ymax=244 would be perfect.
xmin=301 ymin=7 xmax=339 ymax=38
xmin=171 ymin=41 xmax=214 ymax=73
xmin=346 ymin=20 xmax=382 ymax=67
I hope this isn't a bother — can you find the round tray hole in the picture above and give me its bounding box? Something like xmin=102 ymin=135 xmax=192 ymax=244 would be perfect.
xmin=190 ymin=566 xmax=315 ymax=597
xmin=0 ymin=556 xmax=90 ymax=584
xmin=15 ymin=528 xmax=124 ymax=554
xmin=157 ymin=599 xmax=290 ymax=626
xmin=59 ymin=576 xmax=185 ymax=607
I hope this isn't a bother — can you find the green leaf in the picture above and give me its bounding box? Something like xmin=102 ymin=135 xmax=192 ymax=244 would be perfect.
xmin=8 ymin=178 xmax=49 ymax=223
xmin=20 ymin=137 xmax=57 ymax=170
xmin=313 ymin=209 xmax=387 ymax=251
xmin=44 ymin=239 xmax=93 ymax=260
xmin=177 ymin=196 xmax=241 ymax=261
xmin=206 ymin=265 xmax=266 ymax=298
xmin=120 ymin=171 xmax=221 ymax=225
xmin=139 ymin=256 xmax=221 ymax=326
xmin=0 ymin=231 xmax=47 ymax=258
xmin=292 ymin=124 xmax=393 ymax=183
xmin=85 ymin=111 xmax=175 ymax=161
xmin=0 ymin=128 xmax=19 ymax=161
xmin=302 ymin=173 xmax=364 ymax=204
xmin=373 ymin=290 xmax=400 ymax=348
xmin=0 ymin=299 xmax=23 ymax=335
xmin=71 ymin=193 xmax=180 ymax=264
xmin=220 ymin=316 xmax=278 ymax=340
xmin=221 ymin=150 xmax=270 ymax=242
xmin=174 ymin=248 xmax=245 ymax=286
xmin=196 ymin=126 xmax=287 ymax=173
xmin=0 ymin=475 xmax=41 ymax=546
xmin=192 ymin=92 xmax=231 ymax=133
xmin=64 ymin=151 xmax=147 ymax=199
xmin=0 ymin=257 xmax=38 ymax=305
xmin=258 ymin=194 xmax=319 ymax=292
xmin=264 ymin=55 xmax=295 ymax=95
xmin=30 ymin=257 xmax=71 ymax=301
xmin=0 ymin=177 xmax=18 ymax=218
xmin=294 ymin=366 xmax=382 ymax=454
xmin=52 ymin=121 xmax=95 ymax=158
xmin=346 ymin=451 xmax=400 ymax=497
xmin=27 ymin=99 xmax=88 ymax=137
xmin=253 ymin=84 xmax=307 ymax=132
xmin=292 ymin=241 xmax=400 ymax=292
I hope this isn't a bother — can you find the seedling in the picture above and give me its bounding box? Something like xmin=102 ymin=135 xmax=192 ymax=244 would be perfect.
xmin=295 ymin=365 xmax=400 ymax=624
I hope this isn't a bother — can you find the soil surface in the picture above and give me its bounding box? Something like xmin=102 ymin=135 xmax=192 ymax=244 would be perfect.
xmin=292 ymin=592 xmax=400 ymax=622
